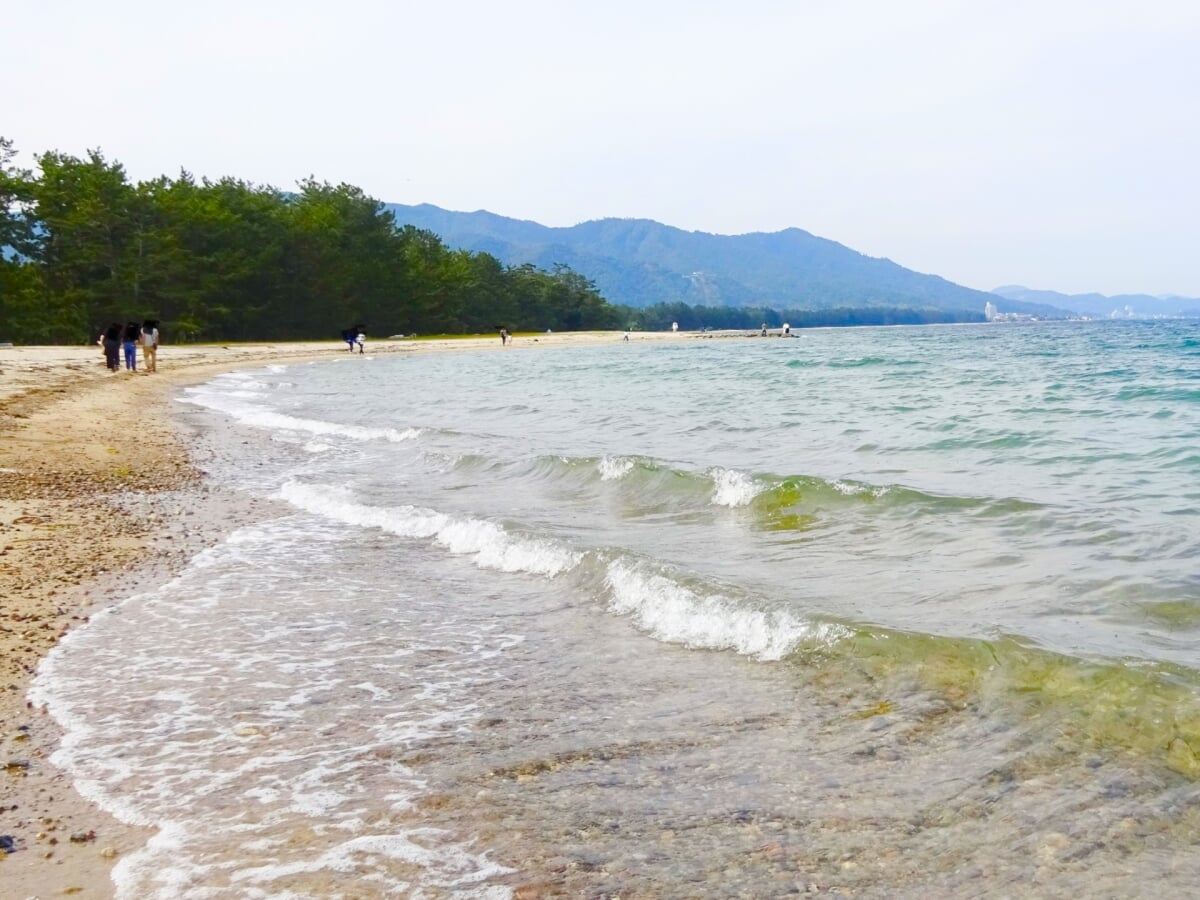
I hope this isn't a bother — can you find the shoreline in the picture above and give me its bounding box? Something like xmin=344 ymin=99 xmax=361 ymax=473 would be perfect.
xmin=0 ymin=331 xmax=692 ymax=897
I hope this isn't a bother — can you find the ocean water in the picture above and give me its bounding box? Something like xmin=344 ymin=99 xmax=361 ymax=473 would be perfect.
xmin=32 ymin=320 xmax=1200 ymax=898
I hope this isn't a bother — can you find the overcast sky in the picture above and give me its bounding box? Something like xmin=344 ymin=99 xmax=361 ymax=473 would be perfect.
xmin=7 ymin=0 xmax=1199 ymax=297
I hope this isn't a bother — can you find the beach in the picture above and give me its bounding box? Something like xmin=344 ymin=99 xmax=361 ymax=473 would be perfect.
xmin=6 ymin=321 xmax=1199 ymax=897
xmin=0 ymin=331 xmax=687 ymax=898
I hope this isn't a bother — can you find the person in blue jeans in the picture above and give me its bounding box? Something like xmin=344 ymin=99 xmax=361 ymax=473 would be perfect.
xmin=122 ymin=322 xmax=141 ymax=371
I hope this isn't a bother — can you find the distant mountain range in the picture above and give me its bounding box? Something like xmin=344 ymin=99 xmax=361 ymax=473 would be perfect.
xmin=991 ymin=285 xmax=1200 ymax=319
xmin=384 ymin=204 xmax=1062 ymax=317
xmin=384 ymin=204 xmax=1200 ymax=320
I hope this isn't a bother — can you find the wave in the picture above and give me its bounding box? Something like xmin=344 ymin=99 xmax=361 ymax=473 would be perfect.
xmin=826 ymin=356 xmax=891 ymax=368
xmin=482 ymin=454 xmax=730 ymax=511
xmin=269 ymin=454 xmax=1200 ymax=782
xmin=280 ymin=477 xmax=1200 ymax=779
xmin=1082 ymin=367 xmax=1137 ymax=379
xmin=601 ymin=556 xmax=848 ymax=659
xmin=182 ymin=386 xmax=422 ymax=444
xmin=916 ymin=432 xmax=1055 ymax=452
xmin=279 ymin=481 xmax=579 ymax=577
xmin=454 ymin=452 xmax=1041 ymax=533
xmin=709 ymin=467 xmax=761 ymax=507
xmin=750 ymin=475 xmax=1040 ymax=524
xmin=1115 ymin=386 xmax=1200 ymax=403
xmin=277 ymin=480 xmax=843 ymax=663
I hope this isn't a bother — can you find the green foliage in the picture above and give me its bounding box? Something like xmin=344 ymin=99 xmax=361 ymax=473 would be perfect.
xmin=0 ymin=139 xmax=617 ymax=344
xmin=0 ymin=137 xmax=983 ymax=346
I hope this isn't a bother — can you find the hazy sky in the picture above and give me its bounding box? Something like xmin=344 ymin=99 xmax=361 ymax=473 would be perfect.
xmin=7 ymin=0 xmax=1199 ymax=296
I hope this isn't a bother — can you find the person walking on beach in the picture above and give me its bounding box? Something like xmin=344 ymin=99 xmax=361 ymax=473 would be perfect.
xmin=500 ymin=328 xmax=508 ymax=346
xmin=141 ymin=320 xmax=159 ymax=373
xmin=354 ymin=326 xmax=365 ymax=354
xmin=122 ymin=322 xmax=141 ymax=371
xmin=102 ymin=323 xmax=122 ymax=372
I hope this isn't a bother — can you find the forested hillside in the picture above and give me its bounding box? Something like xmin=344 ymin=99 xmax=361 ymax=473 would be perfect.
xmin=0 ymin=138 xmax=620 ymax=344
xmin=385 ymin=203 xmax=1064 ymax=317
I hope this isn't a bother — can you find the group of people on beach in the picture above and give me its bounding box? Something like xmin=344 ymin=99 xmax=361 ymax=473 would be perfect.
xmin=99 ymin=320 xmax=159 ymax=373
xmin=341 ymin=326 xmax=366 ymax=354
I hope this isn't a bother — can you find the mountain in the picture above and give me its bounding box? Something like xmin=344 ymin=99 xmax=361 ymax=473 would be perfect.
xmin=385 ymin=204 xmax=1065 ymax=317
xmin=992 ymin=285 xmax=1200 ymax=318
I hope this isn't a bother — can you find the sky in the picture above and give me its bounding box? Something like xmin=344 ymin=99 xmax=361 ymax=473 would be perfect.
xmin=6 ymin=0 xmax=1199 ymax=297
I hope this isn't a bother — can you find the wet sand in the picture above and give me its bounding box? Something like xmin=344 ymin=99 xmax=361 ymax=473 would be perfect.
xmin=0 ymin=332 xmax=692 ymax=898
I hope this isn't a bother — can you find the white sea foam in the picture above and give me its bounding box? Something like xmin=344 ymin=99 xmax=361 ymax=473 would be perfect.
xmin=604 ymin=560 xmax=846 ymax=660
xmin=598 ymin=455 xmax=636 ymax=480
xmin=709 ymin=467 xmax=762 ymax=507
xmin=33 ymin=514 xmax=521 ymax=899
xmin=830 ymin=479 xmax=890 ymax=498
xmin=279 ymin=481 xmax=581 ymax=577
xmin=182 ymin=379 xmax=421 ymax=444
xmin=201 ymin=402 xmax=421 ymax=444
xmin=227 ymin=830 xmax=514 ymax=895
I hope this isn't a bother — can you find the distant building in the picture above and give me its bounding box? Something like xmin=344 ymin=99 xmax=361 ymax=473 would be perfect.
xmin=985 ymin=301 xmax=998 ymax=321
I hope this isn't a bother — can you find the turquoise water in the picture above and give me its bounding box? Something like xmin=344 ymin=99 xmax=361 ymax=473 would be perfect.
xmin=33 ymin=320 xmax=1200 ymax=897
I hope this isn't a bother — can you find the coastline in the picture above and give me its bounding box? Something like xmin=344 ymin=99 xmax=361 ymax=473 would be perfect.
xmin=0 ymin=331 xmax=691 ymax=897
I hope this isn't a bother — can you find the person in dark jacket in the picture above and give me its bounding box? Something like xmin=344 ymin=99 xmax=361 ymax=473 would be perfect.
xmin=102 ymin=323 xmax=122 ymax=372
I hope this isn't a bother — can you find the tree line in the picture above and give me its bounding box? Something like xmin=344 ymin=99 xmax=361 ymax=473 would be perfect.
xmin=0 ymin=138 xmax=623 ymax=344
xmin=1 ymin=137 xmax=982 ymax=345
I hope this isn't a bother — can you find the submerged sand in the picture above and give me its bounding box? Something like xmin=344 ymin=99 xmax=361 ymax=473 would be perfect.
xmin=0 ymin=331 xmax=697 ymax=898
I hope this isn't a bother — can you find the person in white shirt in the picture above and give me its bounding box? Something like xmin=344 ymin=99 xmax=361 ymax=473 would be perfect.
xmin=140 ymin=320 xmax=160 ymax=373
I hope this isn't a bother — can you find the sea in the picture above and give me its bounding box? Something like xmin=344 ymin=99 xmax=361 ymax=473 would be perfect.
xmin=30 ymin=320 xmax=1200 ymax=898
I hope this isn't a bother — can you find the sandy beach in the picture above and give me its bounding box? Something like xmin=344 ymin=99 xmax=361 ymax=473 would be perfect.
xmin=0 ymin=331 xmax=697 ymax=898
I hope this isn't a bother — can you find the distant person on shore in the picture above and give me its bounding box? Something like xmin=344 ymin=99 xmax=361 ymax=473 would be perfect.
xmin=141 ymin=320 xmax=159 ymax=373
xmin=341 ymin=328 xmax=356 ymax=352
xmin=672 ymin=321 xmax=678 ymax=333
xmin=760 ymin=323 xmax=767 ymax=336
xmin=623 ymin=330 xmax=630 ymax=342
xmin=500 ymin=328 xmax=508 ymax=346
xmin=354 ymin=326 xmax=365 ymax=354
xmin=102 ymin=323 xmax=122 ymax=372
xmin=122 ymin=322 xmax=141 ymax=371
xmin=782 ymin=322 xmax=791 ymax=337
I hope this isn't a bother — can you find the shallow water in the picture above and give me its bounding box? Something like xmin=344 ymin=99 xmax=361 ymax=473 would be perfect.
xmin=33 ymin=320 xmax=1200 ymax=897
